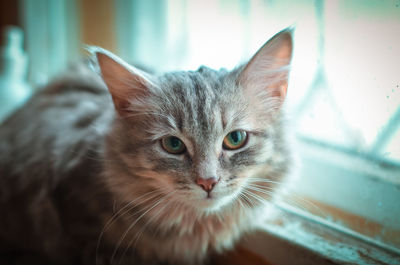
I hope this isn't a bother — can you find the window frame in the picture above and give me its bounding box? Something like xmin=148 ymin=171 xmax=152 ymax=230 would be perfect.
xmin=240 ymin=203 xmax=400 ymax=265
xmin=280 ymin=136 xmax=400 ymax=250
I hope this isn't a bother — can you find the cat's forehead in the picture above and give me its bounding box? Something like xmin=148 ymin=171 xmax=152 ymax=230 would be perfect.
xmin=150 ymin=67 xmax=249 ymax=141
xmin=157 ymin=67 xmax=230 ymax=111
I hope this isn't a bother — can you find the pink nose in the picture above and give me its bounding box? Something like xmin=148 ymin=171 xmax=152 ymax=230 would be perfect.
xmin=196 ymin=177 xmax=219 ymax=192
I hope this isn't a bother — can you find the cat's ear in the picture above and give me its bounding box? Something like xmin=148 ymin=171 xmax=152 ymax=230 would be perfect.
xmin=238 ymin=28 xmax=293 ymax=102
xmin=91 ymin=47 xmax=153 ymax=117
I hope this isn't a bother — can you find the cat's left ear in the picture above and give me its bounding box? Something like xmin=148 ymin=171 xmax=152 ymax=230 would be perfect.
xmin=91 ymin=47 xmax=154 ymax=117
xmin=238 ymin=28 xmax=293 ymax=102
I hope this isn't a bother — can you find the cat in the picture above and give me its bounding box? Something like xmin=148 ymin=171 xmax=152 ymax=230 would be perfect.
xmin=0 ymin=28 xmax=293 ymax=265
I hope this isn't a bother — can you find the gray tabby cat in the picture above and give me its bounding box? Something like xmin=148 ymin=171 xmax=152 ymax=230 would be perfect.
xmin=0 ymin=29 xmax=292 ymax=265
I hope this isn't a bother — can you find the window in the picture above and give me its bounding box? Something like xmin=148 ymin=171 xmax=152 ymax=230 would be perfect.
xmin=14 ymin=0 xmax=400 ymax=260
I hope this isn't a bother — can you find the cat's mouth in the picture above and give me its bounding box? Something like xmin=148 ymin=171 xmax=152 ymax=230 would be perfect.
xmin=194 ymin=188 xmax=239 ymax=212
xmin=193 ymin=190 xmax=220 ymax=209
xmin=197 ymin=197 xmax=220 ymax=211
xmin=198 ymin=191 xmax=216 ymax=204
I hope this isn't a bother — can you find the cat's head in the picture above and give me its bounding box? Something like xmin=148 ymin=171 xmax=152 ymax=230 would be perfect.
xmin=94 ymin=29 xmax=293 ymax=215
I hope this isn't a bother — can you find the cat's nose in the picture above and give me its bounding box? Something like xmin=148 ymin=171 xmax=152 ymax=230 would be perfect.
xmin=196 ymin=177 xmax=219 ymax=192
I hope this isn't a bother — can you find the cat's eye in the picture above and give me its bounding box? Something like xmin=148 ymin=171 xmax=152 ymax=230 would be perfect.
xmin=223 ymin=130 xmax=248 ymax=150
xmin=161 ymin=136 xmax=186 ymax=154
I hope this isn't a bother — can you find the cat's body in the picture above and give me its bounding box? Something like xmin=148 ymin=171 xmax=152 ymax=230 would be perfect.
xmin=0 ymin=63 xmax=116 ymax=264
xmin=0 ymin=29 xmax=293 ymax=265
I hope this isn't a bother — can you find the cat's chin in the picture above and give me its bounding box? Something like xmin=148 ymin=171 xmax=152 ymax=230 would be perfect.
xmin=195 ymin=191 xmax=238 ymax=213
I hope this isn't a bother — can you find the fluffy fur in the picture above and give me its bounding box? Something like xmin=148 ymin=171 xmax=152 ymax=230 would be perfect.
xmin=0 ymin=29 xmax=293 ymax=265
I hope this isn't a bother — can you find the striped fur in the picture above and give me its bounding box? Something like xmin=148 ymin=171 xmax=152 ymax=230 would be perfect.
xmin=0 ymin=29 xmax=293 ymax=265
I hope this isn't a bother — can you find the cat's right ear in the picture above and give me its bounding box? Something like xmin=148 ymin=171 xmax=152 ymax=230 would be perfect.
xmin=238 ymin=28 xmax=293 ymax=104
xmin=90 ymin=47 xmax=153 ymax=117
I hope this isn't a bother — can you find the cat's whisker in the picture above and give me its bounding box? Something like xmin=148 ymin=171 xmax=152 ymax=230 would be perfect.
xmin=244 ymin=192 xmax=262 ymax=207
xmin=123 ymin=187 xmax=170 ymax=214
xmin=248 ymin=178 xmax=285 ymax=185
xmin=118 ymin=197 xmax=174 ymax=265
xmin=246 ymin=185 xmax=305 ymax=212
xmin=248 ymin=187 xmax=279 ymax=196
xmin=246 ymin=184 xmax=276 ymax=193
xmin=96 ymin=188 xmax=166 ymax=265
xmin=238 ymin=194 xmax=250 ymax=209
xmin=97 ymin=190 xmax=159 ymax=237
xmin=242 ymin=189 xmax=270 ymax=205
xmin=241 ymin=192 xmax=268 ymax=211
xmin=127 ymin=192 xmax=177 ymax=259
xmin=248 ymin=181 xmax=324 ymax=213
xmin=110 ymin=192 xmax=171 ymax=265
xmin=246 ymin=186 xmax=275 ymax=197
xmin=249 ymin=184 xmax=323 ymax=214
xmin=239 ymin=191 xmax=257 ymax=208
xmin=279 ymin=193 xmax=326 ymax=217
xmin=247 ymin=181 xmax=279 ymax=187
xmin=247 ymin=184 xmax=325 ymax=217
xmin=236 ymin=194 xmax=249 ymax=211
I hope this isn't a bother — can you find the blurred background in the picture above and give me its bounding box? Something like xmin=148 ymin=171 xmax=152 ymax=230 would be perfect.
xmin=0 ymin=0 xmax=399 ymax=253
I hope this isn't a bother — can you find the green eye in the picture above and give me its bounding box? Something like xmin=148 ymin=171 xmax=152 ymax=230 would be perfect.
xmin=161 ymin=136 xmax=186 ymax=154
xmin=223 ymin=130 xmax=248 ymax=150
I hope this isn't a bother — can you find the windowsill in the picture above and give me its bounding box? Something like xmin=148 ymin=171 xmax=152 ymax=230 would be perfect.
xmin=287 ymin=136 xmax=400 ymax=247
xmin=237 ymin=204 xmax=400 ymax=265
